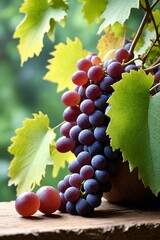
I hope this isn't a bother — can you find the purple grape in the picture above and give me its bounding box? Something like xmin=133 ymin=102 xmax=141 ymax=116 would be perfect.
xmin=73 ymin=144 xmax=84 ymax=156
xmin=94 ymin=94 xmax=108 ymax=111
xmin=60 ymin=122 xmax=75 ymax=137
xmin=78 ymin=84 xmax=88 ymax=98
xmin=63 ymin=174 xmax=71 ymax=188
xmin=83 ymin=178 xmax=100 ymax=194
xmin=86 ymin=194 xmax=102 ymax=208
xmin=76 ymin=198 xmax=93 ymax=216
xmin=69 ymin=173 xmax=83 ymax=187
xmin=89 ymin=110 xmax=105 ymax=126
xmin=69 ymin=125 xmax=82 ymax=141
xmin=154 ymin=70 xmax=160 ymax=83
xmin=78 ymin=129 xmax=94 ymax=146
xmin=63 ymin=106 xmax=81 ymax=122
xmin=66 ymin=201 xmax=77 ymax=215
xmin=68 ymin=160 xmax=81 ymax=173
xmin=88 ymin=140 xmax=103 ymax=156
xmin=64 ymin=186 xmax=80 ymax=202
xmin=77 ymin=151 xmax=92 ymax=166
xmin=107 ymin=62 xmax=124 ymax=79
xmin=85 ymin=84 xmax=101 ymax=100
xmin=100 ymin=76 xmax=115 ymax=94
xmin=76 ymin=113 xmax=91 ymax=129
xmin=80 ymin=99 xmax=95 ymax=115
xmin=124 ymin=64 xmax=138 ymax=72
xmin=57 ymin=180 xmax=67 ymax=193
xmin=80 ymin=165 xmax=94 ymax=179
xmin=104 ymin=145 xmax=120 ymax=160
xmin=93 ymin=126 xmax=109 ymax=143
xmin=91 ymin=154 xmax=107 ymax=170
xmin=94 ymin=169 xmax=110 ymax=183
xmin=58 ymin=192 xmax=67 ymax=212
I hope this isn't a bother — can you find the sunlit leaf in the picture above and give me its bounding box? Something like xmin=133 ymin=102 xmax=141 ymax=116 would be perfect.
xmin=8 ymin=112 xmax=55 ymax=195
xmin=98 ymin=0 xmax=139 ymax=34
xmin=79 ymin=0 xmax=108 ymax=24
xmin=97 ymin=23 xmax=125 ymax=60
xmin=44 ymin=37 xmax=88 ymax=92
xmin=14 ymin=0 xmax=68 ymax=65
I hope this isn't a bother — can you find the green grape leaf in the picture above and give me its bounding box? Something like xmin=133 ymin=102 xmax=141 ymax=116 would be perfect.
xmin=14 ymin=0 xmax=68 ymax=65
xmin=97 ymin=23 xmax=125 ymax=60
xmin=50 ymin=141 xmax=75 ymax=177
xmin=79 ymin=0 xmax=108 ymax=25
xmin=8 ymin=112 xmax=55 ymax=195
xmin=107 ymin=70 xmax=160 ymax=195
xmin=98 ymin=0 xmax=139 ymax=34
xmin=44 ymin=37 xmax=88 ymax=92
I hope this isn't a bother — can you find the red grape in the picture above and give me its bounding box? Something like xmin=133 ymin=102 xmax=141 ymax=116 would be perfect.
xmin=61 ymin=90 xmax=81 ymax=106
xmin=15 ymin=192 xmax=40 ymax=217
xmin=36 ymin=186 xmax=61 ymax=215
xmin=88 ymin=66 xmax=104 ymax=82
xmin=77 ymin=58 xmax=92 ymax=72
xmin=72 ymin=70 xmax=88 ymax=85
xmin=56 ymin=136 xmax=75 ymax=153
xmin=114 ymin=48 xmax=129 ymax=63
xmin=107 ymin=62 xmax=124 ymax=78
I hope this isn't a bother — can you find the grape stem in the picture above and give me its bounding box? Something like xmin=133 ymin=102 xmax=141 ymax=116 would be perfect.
xmin=150 ymin=82 xmax=160 ymax=92
xmin=145 ymin=62 xmax=160 ymax=73
xmin=145 ymin=0 xmax=160 ymax=49
xmin=129 ymin=0 xmax=159 ymax=55
xmin=53 ymin=121 xmax=65 ymax=131
xmin=122 ymin=57 xmax=141 ymax=67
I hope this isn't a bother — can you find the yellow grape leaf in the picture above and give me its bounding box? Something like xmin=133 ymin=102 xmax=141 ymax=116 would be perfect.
xmin=14 ymin=0 xmax=67 ymax=65
xmin=97 ymin=24 xmax=125 ymax=60
xmin=44 ymin=37 xmax=89 ymax=92
xmin=50 ymin=141 xmax=75 ymax=177
xmin=8 ymin=112 xmax=55 ymax=195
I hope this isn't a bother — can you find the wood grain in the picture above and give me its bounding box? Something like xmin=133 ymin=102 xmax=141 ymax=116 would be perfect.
xmin=0 ymin=199 xmax=160 ymax=240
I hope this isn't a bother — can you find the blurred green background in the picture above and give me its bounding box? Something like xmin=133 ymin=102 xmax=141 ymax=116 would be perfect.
xmin=0 ymin=0 xmax=100 ymax=201
xmin=0 ymin=0 xmax=144 ymax=201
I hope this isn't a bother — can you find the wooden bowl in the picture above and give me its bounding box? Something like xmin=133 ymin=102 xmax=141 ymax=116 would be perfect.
xmin=103 ymin=159 xmax=157 ymax=205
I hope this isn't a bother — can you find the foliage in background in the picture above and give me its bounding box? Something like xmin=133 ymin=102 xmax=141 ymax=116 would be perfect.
xmin=0 ymin=0 xmax=99 ymax=200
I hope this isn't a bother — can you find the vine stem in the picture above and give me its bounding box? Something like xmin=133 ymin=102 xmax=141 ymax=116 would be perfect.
xmin=150 ymin=82 xmax=160 ymax=92
xmin=53 ymin=121 xmax=65 ymax=131
xmin=129 ymin=0 xmax=160 ymax=55
xmin=145 ymin=0 xmax=160 ymax=49
xmin=145 ymin=62 xmax=160 ymax=72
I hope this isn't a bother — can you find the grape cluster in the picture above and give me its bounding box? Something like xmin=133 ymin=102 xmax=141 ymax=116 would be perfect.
xmin=55 ymin=47 xmax=142 ymax=216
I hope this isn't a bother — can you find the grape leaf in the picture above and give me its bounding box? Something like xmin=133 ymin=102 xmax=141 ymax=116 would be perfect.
xmin=107 ymin=70 xmax=160 ymax=195
xmin=98 ymin=0 xmax=139 ymax=34
xmin=79 ymin=0 xmax=108 ymax=25
xmin=50 ymin=141 xmax=75 ymax=177
xmin=97 ymin=23 xmax=125 ymax=60
xmin=14 ymin=0 xmax=68 ymax=65
xmin=8 ymin=112 xmax=55 ymax=195
xmin=44 ymin=37 xmax=88 ymax=92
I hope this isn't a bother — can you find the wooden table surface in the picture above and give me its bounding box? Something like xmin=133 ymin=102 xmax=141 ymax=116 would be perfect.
xmin=0 ymin=199 xmax=160 ymax=240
